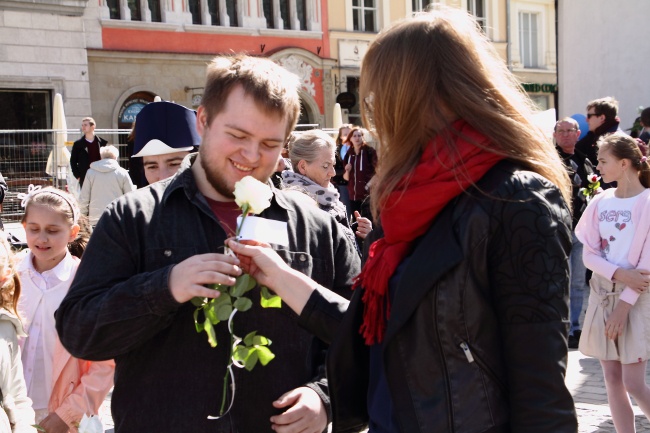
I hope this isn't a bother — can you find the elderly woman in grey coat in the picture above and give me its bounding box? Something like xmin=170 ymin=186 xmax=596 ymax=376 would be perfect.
xmin=282 ymin=130 xmax=371 ymax=241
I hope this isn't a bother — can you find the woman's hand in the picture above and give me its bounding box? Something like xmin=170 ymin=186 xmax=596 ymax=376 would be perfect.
xmin=605 ymin=301 xmax=632 ymax=340
xmin=227 ymin=239 xmax=290 ymax=289
xmin=343 ymin=164 xmax=351 ymax=181
xmin=612 ymin=268 xmax=650 ymax=293
xmin=353 ymin=211 xmax=372 ymax=239
xmin=226 ymin=239 xmax=318 ymax=315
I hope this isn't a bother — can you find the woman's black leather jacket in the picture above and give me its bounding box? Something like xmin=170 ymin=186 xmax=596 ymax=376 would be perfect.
xmin=299 ymin=161 xmax=578 ymax=433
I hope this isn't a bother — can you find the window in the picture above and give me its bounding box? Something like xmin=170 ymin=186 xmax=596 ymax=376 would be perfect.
xmin=106 ymin=0 xmax=120 ymax=19
xmin=148 ymin=0 xmax=162 ymax=22
xmin=467 ymin=0 xmax=486 ymax=30
xmin=128 ymin=0 xmax=142 ymax=20
xmin=0 ymin=90 xmax=51 ymax=177
xmin=279 ymin=0 xmax=290 ymax=29
xmin=208 ymin=0 xmax=220 ymax=25
xmin=263 ymin=0 xmax=290 ymax=29
xmin=352 ymin=0 xmax=376 ymax=33
xmin=188 ymin=0 xmax=200 ymax=24
xmin=263 ymin=0 xmax=274 ymax=28
xmin=529 ymin=95 xmax=549 ymax=111
xmin=0 ymin=90 xmax=50 ymax=130
xmin=225 ymin=0 xmax=238 ymax=26
xmin=346 ymin=76 xmax=362 ymax=126
xmin=296 ymin=0 xmax=306 ymax=30
xmin=519 ymin=12 xmax=539 ymax=68
xmin=412 ymin=0 xmax=429 ymax=12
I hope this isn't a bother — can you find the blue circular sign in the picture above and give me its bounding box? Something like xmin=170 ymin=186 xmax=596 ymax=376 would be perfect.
xmin=120 ymin=103 xmax=146 ymax=123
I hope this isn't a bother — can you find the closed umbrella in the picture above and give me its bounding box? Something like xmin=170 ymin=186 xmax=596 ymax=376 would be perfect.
xmin=333 ymin=103 xmax=343 ymax=130
xmin=46 ymin=93 xmax=71 ymax=184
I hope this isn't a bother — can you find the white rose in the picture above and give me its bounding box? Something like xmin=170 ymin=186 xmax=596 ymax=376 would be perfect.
xmin=233 ymin=176 xmax=273 ymax=215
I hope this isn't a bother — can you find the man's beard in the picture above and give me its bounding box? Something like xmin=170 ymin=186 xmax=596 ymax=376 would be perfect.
xmin=199 ymin=147 xmax=235 ymax=199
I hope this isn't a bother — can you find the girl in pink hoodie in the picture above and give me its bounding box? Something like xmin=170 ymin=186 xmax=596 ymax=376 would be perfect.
xmin=576 ymin=134 xmax=650 ymax=433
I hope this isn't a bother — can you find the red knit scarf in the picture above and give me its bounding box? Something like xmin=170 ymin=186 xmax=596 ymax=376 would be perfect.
xmin=355 ymin=120 xmax=504 ymax=345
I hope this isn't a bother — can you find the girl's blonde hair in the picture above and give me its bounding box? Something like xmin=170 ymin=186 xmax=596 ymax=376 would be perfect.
xmin=0 ymin=233 xmax=21 ymax=315
xmin=21 ymin=187 xmax=90 ymax=258
xmin=360 ymin=6 xmax=571 ymax=219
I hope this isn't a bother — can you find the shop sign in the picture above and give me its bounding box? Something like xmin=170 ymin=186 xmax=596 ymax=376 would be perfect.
xmin=119 ymin=98 xmax=149 ymax=123
xmin=522 ymin=83 xmax=558 ymax=93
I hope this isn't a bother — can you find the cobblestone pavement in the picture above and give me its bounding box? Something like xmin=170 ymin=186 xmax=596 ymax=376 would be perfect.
xmin=568 ymin=348 xmax=650 ymax=433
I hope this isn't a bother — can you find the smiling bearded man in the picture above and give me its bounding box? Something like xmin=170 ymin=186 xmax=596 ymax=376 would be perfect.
xmin=55 ymin=54 xmax=361 ymax=433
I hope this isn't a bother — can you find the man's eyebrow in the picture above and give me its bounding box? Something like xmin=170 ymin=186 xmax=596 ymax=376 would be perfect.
xmin=143 ymin=161 xmax=158 ymax=167
xmin=224 ymin=123 xmax=285 ymax=144
xmin=163 ymin=156 xmax=185 ymax=163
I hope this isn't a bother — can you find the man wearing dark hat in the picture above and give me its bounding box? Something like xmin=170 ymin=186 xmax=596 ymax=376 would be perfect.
xmin=56 ymin=54 xmax=360 ymax=433
xmin=132 ymin=101 xmax=200 ymax=184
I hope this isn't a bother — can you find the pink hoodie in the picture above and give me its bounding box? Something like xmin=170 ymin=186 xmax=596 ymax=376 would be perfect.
xmin=48 ymin=340 xmax=114 ymax=432
xmin=575 ymin=188 xmax=650 ymax=306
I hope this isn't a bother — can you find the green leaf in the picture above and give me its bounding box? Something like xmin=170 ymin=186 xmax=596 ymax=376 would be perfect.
xmin=204 ymin=319 xmax=217 ymax=347
xmin=213 ymin=293 xmax=231 ymax=306
xmin=234 ymin=297 xmax=253 ymax=311
xmin=205 ymin=283 xmax=226 ymax=291
xmin=193 ymin=309 xmax=204 ymax=333
xmin=216 ymin=303 xmax=233 ymax=321
xmin=255 ymin=345 xmax=276 ymax=366
xmin=252 ymin=335 xmax=270 ymax=346
xmin=32 ymin=425 xmax=46 ymax=432
xmin=244 ymin=350 xmax=259 ymax=371
xmin=190 ymin=296 xmax=206 ymax=307
xmin=230 ymin=274 xmax=257 ymax=297
xmin=243 ymin=331 xmax=257 ymax=346
xmin=204 ymin=302 xmax=220 ymax=325
xmin=233 ymin=345 xmax=252 ymax=362
xmin=260 ymin=286 xmax=282 ymax=308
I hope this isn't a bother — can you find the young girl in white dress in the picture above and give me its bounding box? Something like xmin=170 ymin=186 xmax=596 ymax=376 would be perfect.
xmin=576 ymin=134 xmax=650 ymax=433
xmin=16 ymin=187 xmax=113 ymax=433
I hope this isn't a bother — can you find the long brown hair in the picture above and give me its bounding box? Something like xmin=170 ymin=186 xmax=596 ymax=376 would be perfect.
xmin=0 ymin=234 xmax=21 ymax=315
xmin=336 ymin=123 xmax=353 ymax=147
xmin=345 ymin=126 xmax=367 ymax=150
xmin=360 ymin=6 xmax=570 ymax=220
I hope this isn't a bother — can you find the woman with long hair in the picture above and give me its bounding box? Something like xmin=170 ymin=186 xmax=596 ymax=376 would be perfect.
xmin=343 ymin=126 xmax=377 ymax=217
xmin=228 ymin=6 xmax=577 ymax=432
xmin=576 ymin=134 xmax=650 ymax=433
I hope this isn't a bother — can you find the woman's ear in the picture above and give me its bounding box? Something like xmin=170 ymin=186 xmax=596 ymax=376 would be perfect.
xmin=298 ymin=161 xmax=307 ymax=175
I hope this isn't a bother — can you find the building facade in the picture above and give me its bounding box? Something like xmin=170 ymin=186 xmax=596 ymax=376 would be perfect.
xmin=1 ymin=0 xmax=336 ymax=134
xmin=327 ymin=0 xmax=557 ymax=126
xmin=0 ymin=0 xmax=557 ymax=135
